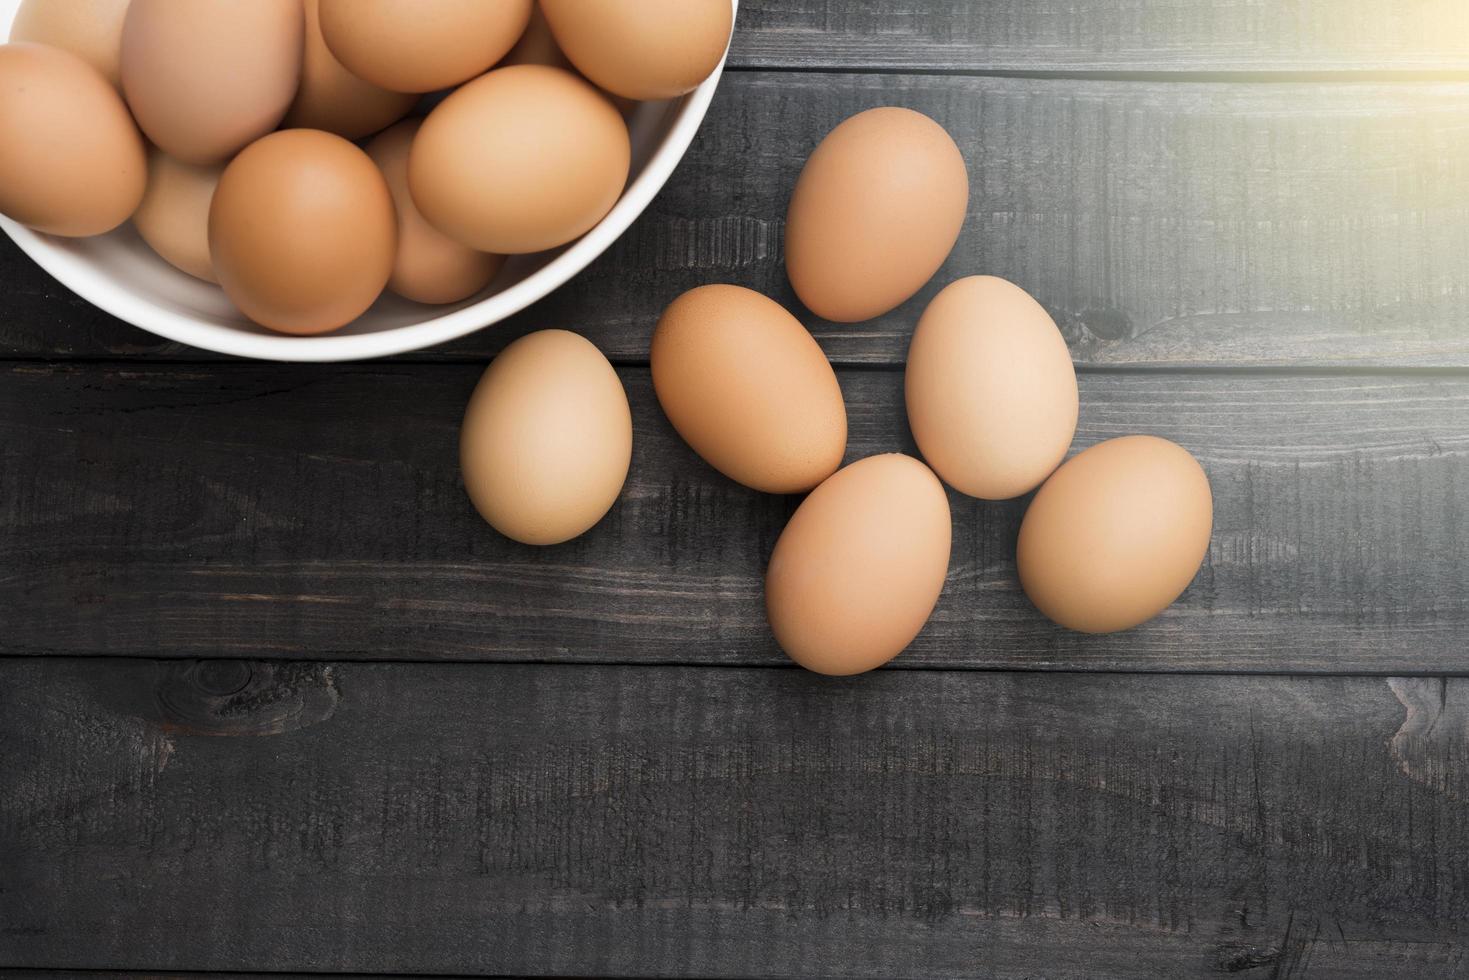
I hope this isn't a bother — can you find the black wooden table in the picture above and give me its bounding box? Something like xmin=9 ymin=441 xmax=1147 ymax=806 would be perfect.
xmin=4 ymin=3 xmax=1469 ymax=978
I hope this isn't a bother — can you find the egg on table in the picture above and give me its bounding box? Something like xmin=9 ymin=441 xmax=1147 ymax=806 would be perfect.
xmin=409 ymin=64 xmax=630 ymax=254
xmin=317 ymin=0 xmax=531 ymax=94
xmin=132 ymin=149 xmax=224 ymax=282
xmin=785 ymin=107 xmax=968 ymax=323
xmin=284 ymin=0 xmax=417 ymax=140
xmin=652 ymin=284 xmax=846 ymax=494
xmin=8 ymin=0 xmax=130 ymax=90
xmin=540 ymin=0 xmax=732 ymax=101
xmin=460 ymin=330 xmax=633 ymax=546
xmin=1017 ymin=435 xmax=1213 ymax=633
xmin=906 ymin=276 xmax=1078 ymax=500
xmin=209 ymin=129 xmax=396 ymax=335
xmin=365 ymin=119 xmax=505 ymax=305
xmin=766 ymin=454 xmax=952 ymax=675
xmin=0 ymin=42 xmax=145 ymax=237
xmin=120 ymin=0 xmax=303 ymax=164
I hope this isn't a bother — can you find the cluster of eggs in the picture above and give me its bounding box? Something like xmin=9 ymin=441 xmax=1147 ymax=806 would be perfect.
xmin=0 ymin=0 xmax=734 ymax=333
xmin=462 ymin=106 xmax=1215 ymax=675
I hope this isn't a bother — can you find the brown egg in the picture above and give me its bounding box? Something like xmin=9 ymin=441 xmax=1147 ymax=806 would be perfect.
xmin=1018 ymin=436 xmax=1213 ymax=634
xmin=500 ymin=3 xmax=638 ymax=116
xmin=785 ymin=107 xmax=968 ymax=323
xmin=460 ymin=330 xmax=632 ymax=546
xmin=9 ymin=0 xmax=130 ymax=90
xmin=906 ymin=276 xmax=1078 ymax=500
xmin=540 ymin=0 xmax=731 ymax=101
xmin=500 ymin=2 xmax=573 ymax=71
xmin=283 ymin=0 xmax=417 ymax=140
xmin=209 ymin=130 xmax=395 ymax=335
xmin=366 ymin=120 xmax=504 ymax=305
xmin=318 ymin=0 xmax=531 ymax=94
xmin=132 ymin=149 xmax=222 ymax=282
xmin=0 ymin=43 xmax=145 ymax=237
xmin=651 ymin=284 xmax=846 ymax=494
xmin=120 ymin=0 xmax=302 ymax=164
xmin=409 ymin=65 xmax=629 ymax=254
xmin=766 ymin=454 xmax=951 ymax=675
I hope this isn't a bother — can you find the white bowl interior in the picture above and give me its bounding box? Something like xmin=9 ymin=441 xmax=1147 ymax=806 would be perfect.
xmin=0 ymin=0 xmax=733 ymax=360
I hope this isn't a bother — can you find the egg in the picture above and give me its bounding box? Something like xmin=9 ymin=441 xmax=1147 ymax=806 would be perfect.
xmin=785 ymin=107 xmax=968 ymax=323
xmin=9 ymin=0 xmax=130 ymax=90
xmin=906 ymin=276 xmax=1078 ymax=500
xmin=366 ymin=120 xmax=504 ymax=305
xmin=0 ymin=43 xmax=145 ymax=237
xmin=500 ymin=3 xmax=573 ymax=72
xmin=460 ymin=330 xmax=632 ymax=546
xmin=120 ymin=0 xmax=302 ymax=164
xmin=539 ymin=0 xmax=732 ymax=101
xmin=410 ymin=64 xmax=629 ymax=254
xmin=500 ymin=1 xmax=637 ymax=116
xmin=1017 ymin=435 xmax=1213 ymax=634
xmin=132 ymin=149 xmax=222 ymax=282
xmin=651 ymin=284 xmax=846 ymax=494
xmin=283 ymin=0 xmax=417 ymax=140
xmin=209 ymin=129 xmax=395 ymax=335
xmin=766 ymin=454 xmax=951 ymax=675
xmin=318 ymin=0 xmax=531 ymax=94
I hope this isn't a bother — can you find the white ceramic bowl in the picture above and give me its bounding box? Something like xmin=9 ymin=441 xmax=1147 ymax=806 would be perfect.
xmin=0 ymin=0 xmax=733 ymax=361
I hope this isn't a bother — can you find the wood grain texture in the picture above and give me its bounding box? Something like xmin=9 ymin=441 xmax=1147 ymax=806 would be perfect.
xmin=728 ymin=0 xmax=1469 ymax=73
xmin=3 ymin=362 xmax=1465 ymax=672
xmin=5 ymin=73 xmax=1469 ymax=368
xmin=3 ymin=658 xmax=1468 ymax=978
xmin=0 ymin=974 xmax=429 ymax=980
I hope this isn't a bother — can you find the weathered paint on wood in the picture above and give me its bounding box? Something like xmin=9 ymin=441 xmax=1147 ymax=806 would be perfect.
xmin=728 ymin=0 xmax=1469 ymax=73
xmin=2 ymin=363 xmax=1464 ymax=673
xmin=5 ymin=73 xmax=1469 ymax=368
xmin=3 ymin=659 xmax=1467 ymax=978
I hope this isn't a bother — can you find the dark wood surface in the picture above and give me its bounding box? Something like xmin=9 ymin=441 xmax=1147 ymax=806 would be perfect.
xmin=4 ymin=363 xmax=1466 ymax=673
xmin=4 ymin=2 xmax=1469 ymax=978
xmin=728 ymin=0 xmax=1469 ymax=73
xmin=5 ymin=660 xmax=1469 ymax=978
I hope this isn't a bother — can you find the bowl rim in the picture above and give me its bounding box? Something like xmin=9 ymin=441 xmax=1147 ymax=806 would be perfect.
xmin=0 ymin=0 xmax=734 ymax=362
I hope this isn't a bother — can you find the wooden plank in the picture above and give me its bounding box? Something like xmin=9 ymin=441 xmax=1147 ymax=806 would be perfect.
xmin=0 ymin=974 xmax=420 ymax=980
xmin=728 ymin=0 xmax=1469 ymax=73
xmin=0 ymin=968 xmax=462 ymax=979
xmin=3 ymin=362 xmax=1466 ymax=673
xmin=5 ymin=73 xmax=1469 ymax=368
xmin=3 ymin=659 xmax=1468 ymax=977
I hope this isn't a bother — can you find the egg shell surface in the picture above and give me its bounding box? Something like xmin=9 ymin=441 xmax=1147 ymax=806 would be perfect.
xmin=208 ymin=129 xmax=396 ymax=335
xmin=409 ymin=64 xmax=629 ymax=255
xmin=366 ymin=119 xmax=505 ymax=305
xmin=906 ymin=276 xmax=1078 ymax=500
xmin=539 ymin=0 xmax=732 ymax=101
xmin=120 ymin=0 xmax=303 ymax=164
xmin=1017 ymin=435 xmax=1213 ymax=634
xmin=318 ymin=0 xmax=530 ymax=93
xmin=765 ymin=453 xmax=952 ymax=675
xmin=0 ymin=42 xmax=145 ymax=236
xmin=284 ymin=0 xmax=417 ymax=140
xmin=9 ymin=0 xmax=130 ymax=90
xmin=132 ymin=149 xmax=223 ymax=282
xmin=460 ymin=330 xmax=633 ymax=546
xmin=652 ymin=284 xmax=846 ymax=494
xmin=785 ymin=107 xmax=968 ymax=323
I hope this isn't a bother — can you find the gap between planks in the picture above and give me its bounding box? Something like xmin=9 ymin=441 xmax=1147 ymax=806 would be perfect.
xmin=7 ymin=354 xmax=1469 ymax=378
xmin=725 ymin=63 xmax=1469 ymax=84
xmin=0 ymin=652 xmax=1462 ymax=682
